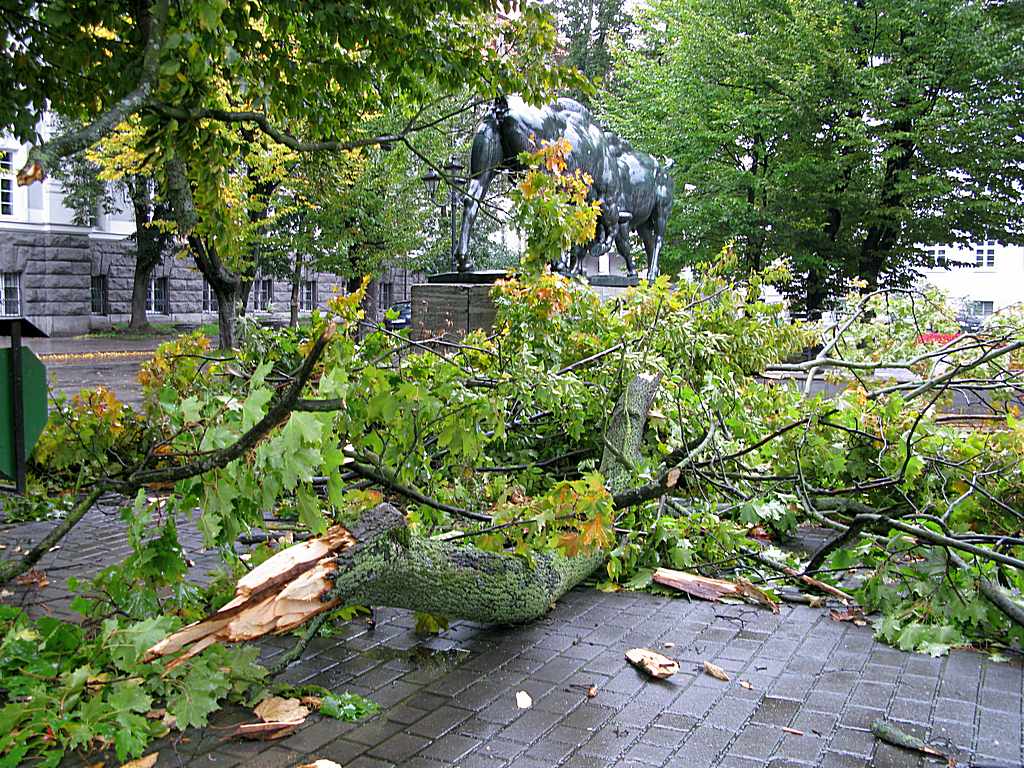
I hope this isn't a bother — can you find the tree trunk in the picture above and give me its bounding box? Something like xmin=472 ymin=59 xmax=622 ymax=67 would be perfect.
xmin=143 ymin=374 xmax=663 ymax=661
xmin=600 ymin=372 xmax=662 ymax=490
xmin=128 ymin=179 xmax=166 ymax=330
xmin=214 ymin=286 xmax=237 ymax=349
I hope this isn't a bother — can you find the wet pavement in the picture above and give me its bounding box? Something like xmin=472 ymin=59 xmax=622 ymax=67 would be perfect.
xmin=2 ymin=504 xmax=1021 ymax=768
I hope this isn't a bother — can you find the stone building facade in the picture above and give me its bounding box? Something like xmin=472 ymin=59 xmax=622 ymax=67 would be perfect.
xmin=1 ymin=138 xmax=421 ymax=336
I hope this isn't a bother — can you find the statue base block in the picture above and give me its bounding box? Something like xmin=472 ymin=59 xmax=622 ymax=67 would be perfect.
xmin=588 ymin=273 xmax=640 ymax=302
xmin=426 ymin=270 xmax=507 ymax=285
xmin=411 ymin=280 xmax=498 ymax=339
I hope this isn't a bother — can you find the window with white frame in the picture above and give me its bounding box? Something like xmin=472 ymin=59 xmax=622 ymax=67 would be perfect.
xmin=926 ymin=246 xmax=947 ymax=267
xmin=0 ymin=150 xmax=14 ymax=217
xmin=300 ymin=279 xmax=318 ymax=311
xmin=146 ymin=276 xmax=169 ymax=314
xmin=202 ymin=280 xmax=218 ymax=312
xmin=91 ymin=275 xmax=108 ymax=314
xmin=253 ymin=277 xmax=273 ymax=311
xmin=975 ymin=240 xmax=996 ymax=268
xmin=1 ymin=272 xmax=21 ymax=316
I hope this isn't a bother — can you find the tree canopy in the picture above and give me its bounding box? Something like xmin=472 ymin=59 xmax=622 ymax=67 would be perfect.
xmin=4 ymin=0 xmax=585 ymax=345
xmin=601 ymin=0 xmax=1024 ymax=312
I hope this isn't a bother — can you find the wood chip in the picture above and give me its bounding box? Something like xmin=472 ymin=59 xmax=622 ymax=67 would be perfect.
xmin=586 ymin=686 xmax=598 ymax=698
xmin=120 ymin=754 xmax=158 ymax=768
xmin=782 ymin=727 xmax=805 ymax=736
xmin=625 ymin=648 xmax=679 ymax=679
xmin=14 ymin=569 xmax=49 ymax=589
xmin=739 ymin=680 xmax=753 ymax=690
xmin=702 ymin=660 xmax=730 ymax=682
xmin=653 ymin=568 xmax=779 ymax=613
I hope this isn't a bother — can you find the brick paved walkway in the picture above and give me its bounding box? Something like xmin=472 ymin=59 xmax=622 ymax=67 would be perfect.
xmin=3 ymin=506 xmax=1022 ymax=768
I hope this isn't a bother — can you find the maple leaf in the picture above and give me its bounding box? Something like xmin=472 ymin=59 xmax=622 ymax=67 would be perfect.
xmin=578 ymin=512 xmax=613 ymax=552
xmin=557 ymin=531 xmax=583 ymax=557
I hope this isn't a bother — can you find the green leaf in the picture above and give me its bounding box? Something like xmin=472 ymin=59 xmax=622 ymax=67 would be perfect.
xmin=108 ymin=680 xmax=152 ymax=714
xmin=320 ymin=692 xmax=379 ymax=721
xmin=241 ymin=387 xmax=273 ymax=430
xmin=296 ymin=484 xmax=326 ymax=534
xmin=105 ymin=616 xmax=177 ymax=672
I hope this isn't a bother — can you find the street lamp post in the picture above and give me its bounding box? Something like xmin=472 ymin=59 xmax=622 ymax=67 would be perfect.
xmin=421 ymin=157 xmax=465 ymax=273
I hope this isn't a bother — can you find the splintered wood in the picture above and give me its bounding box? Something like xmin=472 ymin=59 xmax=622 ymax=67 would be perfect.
xmin=143 ymin=525 xmax=357 ymax=667
xmin=652 ymin=567 xmax=779 ymax=613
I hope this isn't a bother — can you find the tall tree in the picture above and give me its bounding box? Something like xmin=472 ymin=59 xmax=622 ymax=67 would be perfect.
xmin=556 ymin=0 xmax=630 ymax=102
xmin=5 ymin=0 xmax=584 ymax=345
xmin=51 ymin=118 xmax=173 ymax=330
xmin=602 ymin=0 xmax=1024 ymax=313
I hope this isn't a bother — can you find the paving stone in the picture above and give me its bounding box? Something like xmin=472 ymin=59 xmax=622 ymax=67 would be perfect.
xmin=406 ymin=705 xmax=473 ymax=738
xmin=420 ymin=732 xmax=482 ymax=762
xmin=818 ymin=751 xmax=870 ymax=768
xmin=624 ymin=739 xmax=673 ymax=765
xmin=346 ymin=717 xmax=406 ymax=747
xmin=729 ymin=723 xmax=784 ymax=760
xmin=773 ymin=732 xmax=824 ymax=763
xmin=750 ymin=697 xmax=801 ymax=727
xmin=10 ymin=505 xmax=1024 ymax=768
xmin=671 ymin=724 xmax=732 ymax=768
xmin=838 ymin=705 xmax=885 ymax=730
xmin=367 ymin=731 xmax=431 ymax=762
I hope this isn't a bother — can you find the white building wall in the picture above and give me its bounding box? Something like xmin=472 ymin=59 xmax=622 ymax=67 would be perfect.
xmin=917 ymin=242 xmax=1024 ymax=316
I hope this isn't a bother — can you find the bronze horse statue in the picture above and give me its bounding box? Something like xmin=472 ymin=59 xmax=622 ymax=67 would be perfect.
xmin=456 ymin=96 xmax=673 ymax=279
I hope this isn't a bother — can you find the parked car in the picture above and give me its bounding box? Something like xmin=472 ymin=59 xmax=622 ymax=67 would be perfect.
xmin=384 ymin=300 xmax=412 ymax=331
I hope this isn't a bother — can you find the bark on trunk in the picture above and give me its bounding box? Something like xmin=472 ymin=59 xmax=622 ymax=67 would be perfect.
xmin=128 ymin=179 xmax=166 ymax=330
xmin=215 ymin=289 xmax=237 ymax=350
xmin=600 ymin=372 xmax=662 ymax=490
xmin=144 ymin=503 xmax=605 ymax=662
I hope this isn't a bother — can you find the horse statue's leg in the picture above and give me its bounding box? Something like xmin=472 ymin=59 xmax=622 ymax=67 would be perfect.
xmin=614 ymin=224 xmax=637 ymax=277
xmin=457 ymin=118 xmax=504 ymax=272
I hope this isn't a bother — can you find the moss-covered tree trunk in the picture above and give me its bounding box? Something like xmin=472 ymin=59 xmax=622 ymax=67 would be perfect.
xmin=328 ymin=512 xmax=606 ymax=624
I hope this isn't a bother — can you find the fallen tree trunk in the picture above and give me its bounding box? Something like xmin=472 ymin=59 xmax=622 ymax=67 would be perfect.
xmin=145 ymin=503 xmax=604 ymax=662
xmin=146 ymin=372 xmax=662 ymax=662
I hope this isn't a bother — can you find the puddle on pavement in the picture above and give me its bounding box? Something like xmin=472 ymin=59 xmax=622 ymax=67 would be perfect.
xmin=362 ymin=645 xmax=471 ymax=670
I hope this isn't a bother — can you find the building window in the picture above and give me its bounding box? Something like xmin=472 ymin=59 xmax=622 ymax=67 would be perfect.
xmin=253 ymin=277 xmax=273 ymax=311
xmin=966 ymin=300 xmax=994 ymax=317
xmin=146 ymin=276 xmax=169 ymax=314
xmin=300 ymin=279 xmax=318 ymax=311
xmin=90 ymin=275 xmax=107 ymax=314
xmin=975 ymin=240 xmax=996 ymax=268
xmin=0 ymin=272 xmax=21 ymax=316
xmin=927 ymin=247 xmax=946 ymax=267
xmin=202 ymin=280 xmax=218 ymax=312
xmin=0 ymin=150 xmax=14 ymax=217
xmin=379 ymin=281 xmax=394 ymax=311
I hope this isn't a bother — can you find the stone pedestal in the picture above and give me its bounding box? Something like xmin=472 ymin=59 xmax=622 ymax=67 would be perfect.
xmin=588 ymin=273 xmax=639 ymax=302
xmin=411 ymin=271 xmax=505 ymax=338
